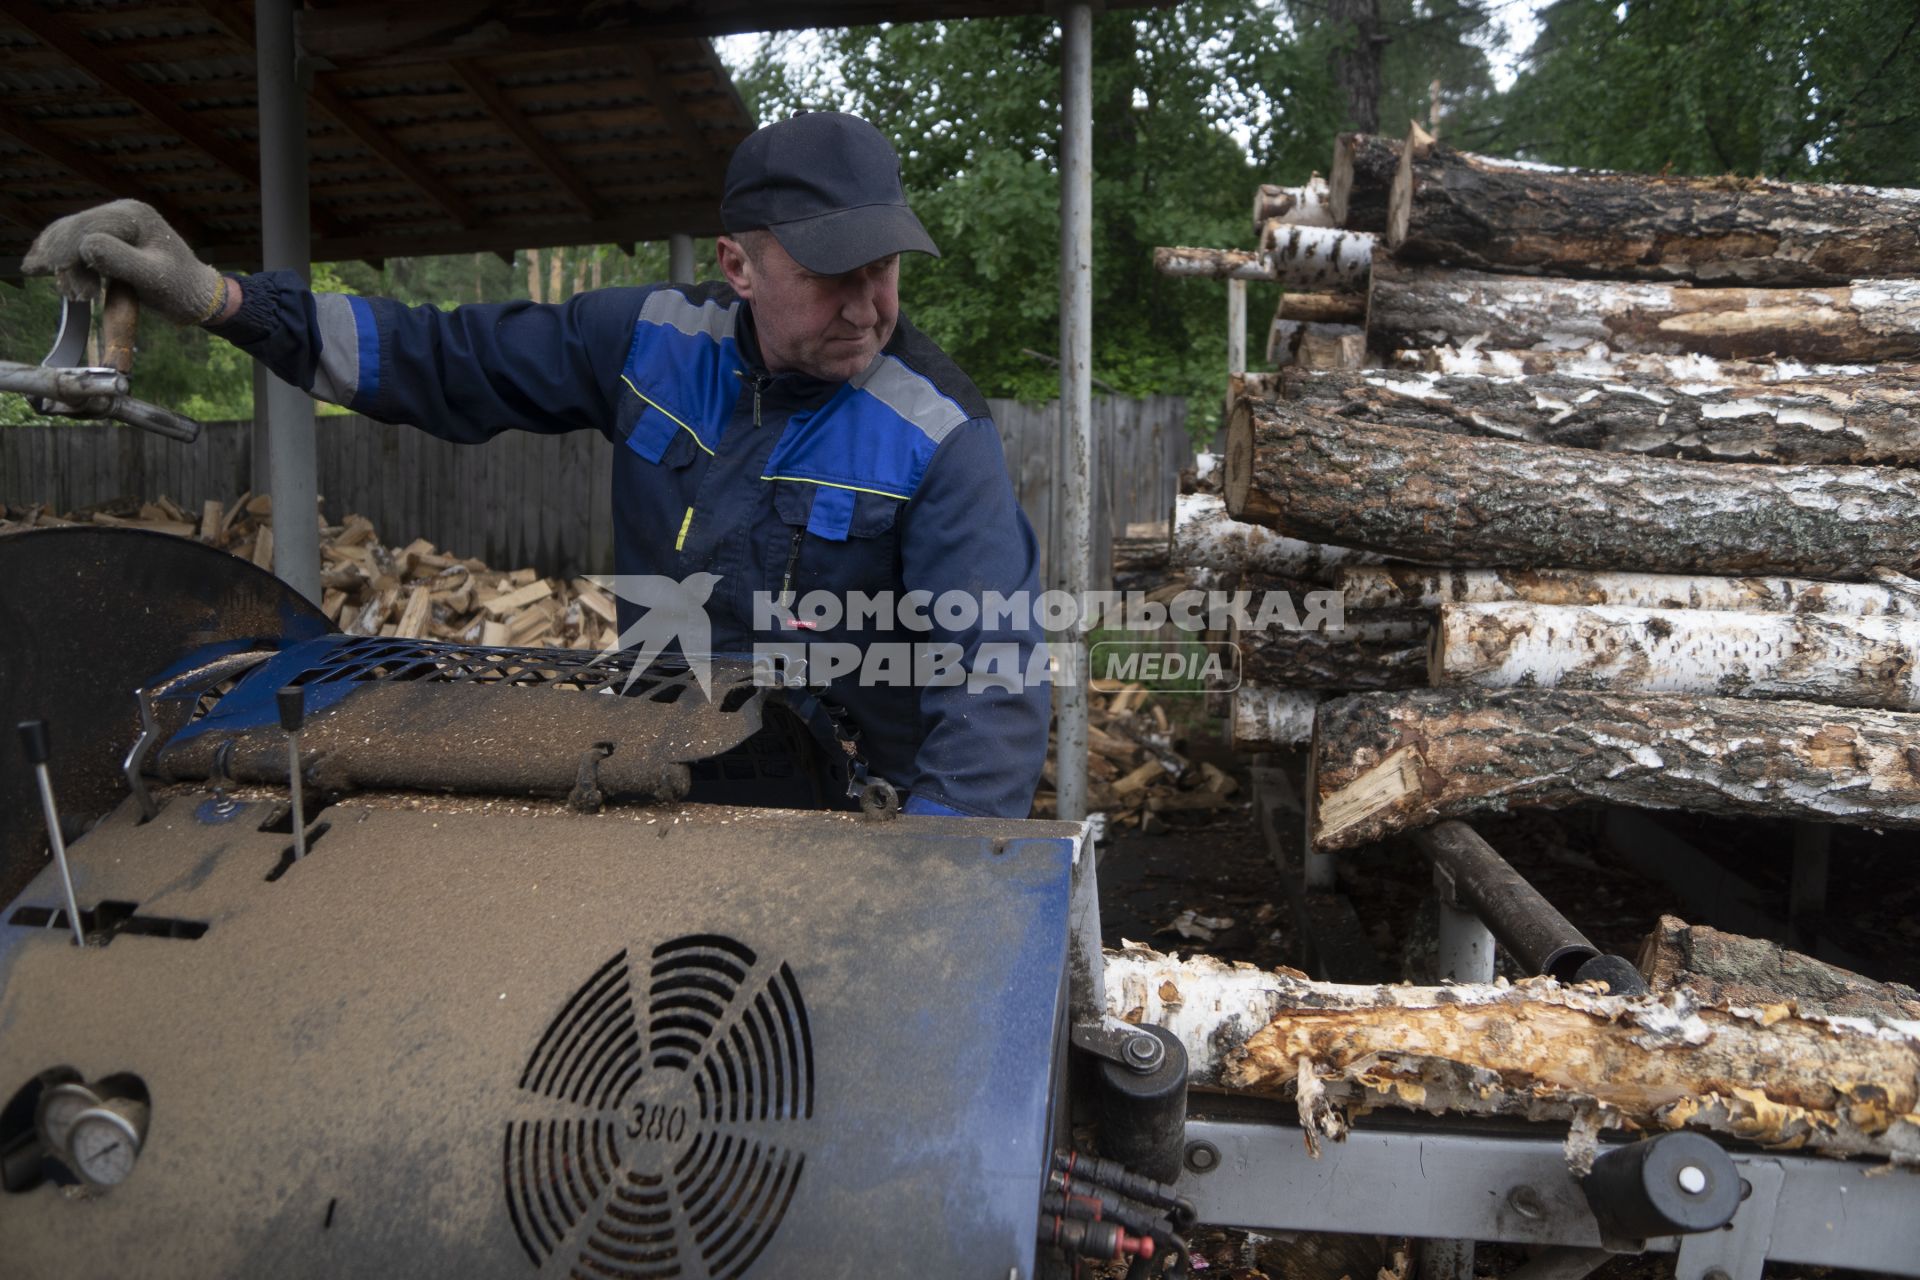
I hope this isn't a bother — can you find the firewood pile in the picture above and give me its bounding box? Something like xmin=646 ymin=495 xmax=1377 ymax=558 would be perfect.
xmin=0 ymin=494 xmax=623 ymax=651
xmin=1157 ymin=122 xmax=1920 ymax=856
xmin=1031 ymin=681 xmax=1240 ymax=830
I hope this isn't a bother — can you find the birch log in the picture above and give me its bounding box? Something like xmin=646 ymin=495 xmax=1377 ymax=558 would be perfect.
xmin=1338 ymin=564 xmax=1920 ymax=620
xmin=1224 ymin=402 xmax=1920 ymax=577
xmin=1329 ymin=132 xmax=1400 ymax=232
xmin=1309 ymin=688 xmax=1920 ymax=851
xmin=1172 ymin=492 xmax=1383 ymax=582
xmin=1231 ymin=686 xmax=1320 ymax=750
xmin=1430 ymin=602 xmax=1920 ymax=710
xmin=1640 ymin=915 xmax=1920 ymax=1024
xmin=1368 ymin=262 xmax=1920 ymax=362
xmin=1276 ymin=292 xmax=1367 ymax=324
xmin=1233 ymin=614 xmax=1429 ymax=690
xmin=1276 ymin=366 xmax=1920 ymax=465
xmin=1157 ymin=230 xmax=1375 ymax=291
xmin=1254 ymin=176 xmax=1333 ymax=229
xmin=1389 ymin=129 xmax=1920 ymax=286
xmin=1104 ymin=943 xmax=1920 ymax=1162
xmin=1396 ymin=342 xmax=1899 ymax=383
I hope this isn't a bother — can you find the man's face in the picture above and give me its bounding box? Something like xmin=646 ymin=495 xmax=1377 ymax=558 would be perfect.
xmin=718 ymin=233 xmax=899 ymax=382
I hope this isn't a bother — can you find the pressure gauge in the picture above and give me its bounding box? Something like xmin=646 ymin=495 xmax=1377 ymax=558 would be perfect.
xmin=66 ymin=1098 xmax=148 ymax=1187
xmin=34 ymin=1081 xmax=99 ymax=1157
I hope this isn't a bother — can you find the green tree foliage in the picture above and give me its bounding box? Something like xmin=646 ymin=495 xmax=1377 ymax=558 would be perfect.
xmin=1489 ymin=0 xmax=1920 ymax=182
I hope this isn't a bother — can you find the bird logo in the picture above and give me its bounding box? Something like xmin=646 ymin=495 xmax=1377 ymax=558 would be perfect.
xmin=585 ymin=573 xmax=723 ymax=697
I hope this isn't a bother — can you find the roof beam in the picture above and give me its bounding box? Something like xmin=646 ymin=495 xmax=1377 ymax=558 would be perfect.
xmin=297 ymin=2 xmax=1134 ymax=67
xmin=624 ymin=44 xmax=727 ymax=197
xmin=308 ymin=79 xmax=478 ymax=228
xmin=0 ymin=103 xmax=207 ymax=240
xmin=448 ymin=59 xmax=604 ymax=222
xmin=0 ymin=0 xmax=260 ymax=193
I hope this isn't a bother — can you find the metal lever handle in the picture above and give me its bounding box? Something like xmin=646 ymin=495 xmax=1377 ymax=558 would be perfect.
xmin=16 ymin=720 xmax=85 ymax=947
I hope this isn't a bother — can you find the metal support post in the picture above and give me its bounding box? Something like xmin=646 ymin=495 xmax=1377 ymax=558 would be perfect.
xmin=1054 ymin=2 xmax=1094 ymax=823
xmin=1434 ymin=862 xmax=1497 ymax=984
xmin=668 ymin=233 xmax=696 ymax=284
xmin=255 ymin=0 xmax=321 ymax=603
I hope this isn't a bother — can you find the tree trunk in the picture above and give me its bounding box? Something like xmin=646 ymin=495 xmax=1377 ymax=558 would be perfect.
xmin=1328 ymin=0 xmax=1383 ymax=135
xmin=1330 ymin=132 xmax=1400 ymax=232
xmin=1395 ymin=343 xmax=1901 ymax=383
xmin=1308 ymin=689 xmax=1920 ymax=851
xmin=1231 ymin=686 xmax=1320 ymax=750
xmin=1234 ymin=614 xmax=1428 ymax=691
xmin=1275 ymin=292 xmax=1367 ymax=324
xmin=1368 ymin=262 xmax=1920 ymax=362
xmin=1430 ymin=602 xmax=1920 ymax=710
xmin=1171 ymin=493 xmax=1382 ymax=583
xmin=1156 ymin=229 xmax=1374 ymax=291
xmin=1389 ymin=130 xmax=1920 ymax=286
xmin=1254 ymin=176 xmax=1334 ymax=230
xmin=1276 ymin=366 xmax=1920 ymax=465
xmin=1105 ymin=943 xmax=1920 ymax=1162
xmin=1337 ymin=564 xmax=1920 ymax=619
xmin=1639 ymin=915 xmax=1920 ymax=1024
xmin=1224 ymin=401 xmax=1920 ymax=577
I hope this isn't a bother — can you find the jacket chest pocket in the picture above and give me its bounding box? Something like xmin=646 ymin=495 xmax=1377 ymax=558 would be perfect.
xmin=768 ymin=481 xmax=903 ymax=616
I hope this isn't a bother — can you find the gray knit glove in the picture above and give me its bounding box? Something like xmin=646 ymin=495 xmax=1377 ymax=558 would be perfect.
xmin=22 ymin=199 xmax=226 ymax=325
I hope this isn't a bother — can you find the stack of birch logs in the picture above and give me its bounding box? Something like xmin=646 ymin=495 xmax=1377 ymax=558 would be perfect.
xmin=1162 ymin=121 xmax=1920 ymax=860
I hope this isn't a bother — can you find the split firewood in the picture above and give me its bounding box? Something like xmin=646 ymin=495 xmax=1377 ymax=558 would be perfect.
xmin=1233 ymin=613 xmax=1428 ymax=691
xmin=1309 ymin=688 xmax=1920 ymax=851
xmin=1171 ymin=493 xmax=1382 ymax=584
xmin=1389 ymin=124 xmax=1920 ymax=286
xmin=1430 ymin=602 xmax=1920 ymax=710
xmin=1276 ymin=366 xmax=1920 ymax=466
xmin=1225 ymin=401 xmax=1920 ymax=577
xmin=1231 ymin=686 xmax=1320 ymax=751
xmin=1328 ymin=133 xmax=1400 ymax=232
xmin=1369 ymin=261 xmax=1920 ymax=362
xmin=1105 ymin=943 xmax=1920 ymax=1163
xmin=1338 ymin=564 xmax=1920 ymax=620
xmin=1639 ymin=915 xmax=1920 ymax=1024
xmin=1155 ymin=230 xmax=1374 ymax=291
xmin=1254 ymin=175 xmax=1334 ymax=229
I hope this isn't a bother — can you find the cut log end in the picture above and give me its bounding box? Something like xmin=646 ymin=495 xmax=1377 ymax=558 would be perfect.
xmin=1224 ymin=397 xmax=1257 ymax=522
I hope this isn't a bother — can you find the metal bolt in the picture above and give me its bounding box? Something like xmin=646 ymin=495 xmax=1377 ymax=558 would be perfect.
xmin=1703 ymin=1269 xmax=1733 ymax=1280
xmin=1184 ymin=1140 xmax=1220 ymax=1174
xmin=1123 ymin=1033 xmax=1165 ymax=1073
xmin=1506 ymin=1186 xmax=1546 ymax=1220
xmin=1677 ymin=1164 xmax=1708 ymax=1194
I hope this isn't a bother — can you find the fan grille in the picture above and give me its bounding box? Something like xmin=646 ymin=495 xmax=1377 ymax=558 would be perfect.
xmin=506 ymin=936 xmax=814 ymax=1279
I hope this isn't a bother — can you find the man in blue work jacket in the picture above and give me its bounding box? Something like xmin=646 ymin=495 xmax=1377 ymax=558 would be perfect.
xmin=23 ymin=112 xmax=1051 ymax=819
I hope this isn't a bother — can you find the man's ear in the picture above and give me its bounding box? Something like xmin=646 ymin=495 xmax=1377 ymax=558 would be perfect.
xmin=715 ymin=236 xmax=754 ymax=300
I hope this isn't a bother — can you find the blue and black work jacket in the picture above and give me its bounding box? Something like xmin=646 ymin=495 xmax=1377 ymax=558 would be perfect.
xmin=212 ymin=273 xmax=1051 ymax=818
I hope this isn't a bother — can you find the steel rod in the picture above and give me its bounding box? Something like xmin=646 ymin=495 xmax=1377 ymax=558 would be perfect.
xmin=668 ymin=233 xmax=695 ymax=284
xmin=1054 ymin=2 xmax=1094 ymax=823
xmin=32 ymin=762 xmax=85 ymax=947
xmin=1417 ymin=820 xmax=1598 ymax=980
xmin=256 ymin=0 xmax=321 ymax=603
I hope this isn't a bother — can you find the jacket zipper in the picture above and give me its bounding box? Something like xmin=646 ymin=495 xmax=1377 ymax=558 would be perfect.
xmin=778 ymin=528 xmax=804 ymax=610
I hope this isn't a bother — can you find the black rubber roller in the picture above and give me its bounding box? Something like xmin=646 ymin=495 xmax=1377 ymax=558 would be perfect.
xmin=1582 ymin=1131 xmax=1741 ymax=1239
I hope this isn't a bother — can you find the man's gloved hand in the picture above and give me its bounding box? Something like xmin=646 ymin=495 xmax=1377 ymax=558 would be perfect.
xmin=22 ymin=200 xmax=225 ymax=325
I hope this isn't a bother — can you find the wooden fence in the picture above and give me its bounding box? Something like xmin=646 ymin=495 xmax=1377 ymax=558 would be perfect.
xmin=0 ymin=395 xmax=1188 ymax=582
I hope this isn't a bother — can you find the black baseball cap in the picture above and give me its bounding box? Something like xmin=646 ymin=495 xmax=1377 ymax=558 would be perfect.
xmin=720 ymin=112 xmax=940 ymax=275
